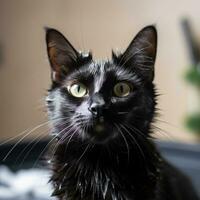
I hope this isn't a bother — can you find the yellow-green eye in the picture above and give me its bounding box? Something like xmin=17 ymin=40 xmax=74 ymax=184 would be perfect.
xmin=113 ymin=82 xmax=131 ymax=97
xmin=68 ymin=83 xmax=87 ymax=98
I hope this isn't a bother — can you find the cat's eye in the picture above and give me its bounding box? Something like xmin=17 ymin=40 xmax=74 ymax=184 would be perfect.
xmin=113 ymin=82 xmax=131 ymax=97
xmin=68 ymin=83 xmax=87 ymax=98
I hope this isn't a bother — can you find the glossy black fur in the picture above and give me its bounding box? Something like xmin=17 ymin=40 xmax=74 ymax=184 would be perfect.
xmin=45 ymin=26 xmax=199 ymax=200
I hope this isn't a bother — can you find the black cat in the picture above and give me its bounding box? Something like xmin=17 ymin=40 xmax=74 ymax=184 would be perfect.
xmin=45 ymin=26 xmax=199 ymax=200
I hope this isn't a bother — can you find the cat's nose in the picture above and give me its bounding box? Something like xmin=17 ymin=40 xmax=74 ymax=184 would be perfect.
xmin=89 ymin=94 xmax=106 ymax=116
xmin=89 ymin=103 xmax=104 ymax=116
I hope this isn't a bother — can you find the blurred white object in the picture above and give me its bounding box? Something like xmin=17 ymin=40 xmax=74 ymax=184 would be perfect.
xmin=0 ymin=165 xmax=54 ymax=200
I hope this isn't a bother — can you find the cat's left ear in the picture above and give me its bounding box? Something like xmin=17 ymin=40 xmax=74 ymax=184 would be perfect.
xmin=46 ymin=28 xmax=80 ymax=83
xmin=113 ymin=26 xmax=157 ymax=82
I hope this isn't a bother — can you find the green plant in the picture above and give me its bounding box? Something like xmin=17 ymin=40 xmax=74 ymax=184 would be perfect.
xmin=185 ymin=65 xmax=200 ymax=135
xmin=185 ymin=67 xmax=200 ymax=87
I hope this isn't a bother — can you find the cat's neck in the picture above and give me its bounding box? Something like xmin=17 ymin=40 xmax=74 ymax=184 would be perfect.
xmin=50 ymin=139 xmax=161 ymax=199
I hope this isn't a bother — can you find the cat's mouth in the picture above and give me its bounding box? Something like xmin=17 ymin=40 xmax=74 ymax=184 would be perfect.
xmin=85 ymin=118 xmax=115 ymax=144
xmin=93 ymin=122 xmax=105 ymax=134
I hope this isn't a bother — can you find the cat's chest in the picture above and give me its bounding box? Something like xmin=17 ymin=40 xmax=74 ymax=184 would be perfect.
xmin=51 ymin=160 xmax=156 ymax=200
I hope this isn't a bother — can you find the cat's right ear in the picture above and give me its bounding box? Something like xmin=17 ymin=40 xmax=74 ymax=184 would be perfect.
xmin=45 ymin=28 xmax=79 ymax=83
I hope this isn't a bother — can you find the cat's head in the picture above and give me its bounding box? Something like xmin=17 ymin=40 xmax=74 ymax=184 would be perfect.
xmin=46 ymin=26 xmax=157 ymax=144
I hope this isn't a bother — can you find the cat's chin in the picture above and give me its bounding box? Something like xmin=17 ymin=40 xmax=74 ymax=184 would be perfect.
xmin=85 ymin=122 xmax=116 ymax=144
xmin=88 ymin=134 xmax=115 ymax=144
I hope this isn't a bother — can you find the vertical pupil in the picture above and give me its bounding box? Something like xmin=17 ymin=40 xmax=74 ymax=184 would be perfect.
xmin=120 ymin=85 xmax=124 ymax=93
xmin=77 ymin=85 xmax=81 ymax=93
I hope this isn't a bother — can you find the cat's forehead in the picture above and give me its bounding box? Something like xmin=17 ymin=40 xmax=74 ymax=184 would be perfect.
xmin=66 ymin=58 xmax=141 ymax=87
xmin=88 ymin=59 xmax=111 ymax=74
xmin=67 ymin=59 xmax=111 ymax=78
xmin=73 ymin=59 xmax=135 ymax=78
xmin=88 ymin=60 xmax=140 ymax=83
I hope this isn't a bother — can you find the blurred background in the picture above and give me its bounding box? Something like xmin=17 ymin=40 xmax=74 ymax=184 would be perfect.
xmin=0 ymin=0 xmax=200 ymax=199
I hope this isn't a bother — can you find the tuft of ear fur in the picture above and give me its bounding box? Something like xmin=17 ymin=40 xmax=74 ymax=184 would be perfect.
xmin=113 ymin=26 xmax=157 ymax=82
xmin=45 ymin=28 xmax=79 ymax=83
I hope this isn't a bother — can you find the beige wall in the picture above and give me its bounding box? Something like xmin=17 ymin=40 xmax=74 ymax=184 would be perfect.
xmin=0 ymin=0 xmax=200 ymax=142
